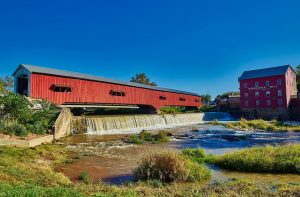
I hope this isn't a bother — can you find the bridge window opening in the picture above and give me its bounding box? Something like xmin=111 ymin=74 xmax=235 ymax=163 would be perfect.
xmin=17 ymin=75 xmax=29 ymax=96
xmin=159 ymin=96 xmax=166 ymax=100
xmin=195 ymin=99 xmax=200 ymax=102
xmin=52 ymin=84 xmax=72 ymax=92
xmin=110 ymin=90 xmax=126 ymax=96
xmin=179 ymin=97 xmax=186 ymax=101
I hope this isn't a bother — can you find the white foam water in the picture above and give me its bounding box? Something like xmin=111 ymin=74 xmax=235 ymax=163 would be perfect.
xmin=85 ymin=112 xmax=234 ymax=135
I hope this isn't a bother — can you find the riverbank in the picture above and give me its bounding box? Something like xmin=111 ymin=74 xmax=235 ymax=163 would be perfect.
xmin=0 ymin=144 xmax=299 ymax=196
xmin=210 ymin=119 xmax=300 ymax=132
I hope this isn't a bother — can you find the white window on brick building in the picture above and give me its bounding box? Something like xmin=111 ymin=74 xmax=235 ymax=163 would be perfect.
xmin=245 ymin=100 xmax=248 ymax=106
xmin=278 ymin=98 xmax=283 ymax=105
xmin=255 ymin=82 xmax=259 ymax=87
xmin=267 ymin=100 xmax=271 ymax=105
xmin=277 ymin=79 xmax=281 ymax=85
xmin=244 ymin=92 xmax=248 ymax=98
xmin=278 ymin=90 xmax=282 ymax=97
xmin=266 ymin=81 xmax=270 ymax=86
xmin=255 ymin=91 xmax=259 ymax=97
xmin=266 ymin=91 xmax=270 ymax=97
xmin=256 ymin=100 xmax=260 ymax=106
xmin=244 ymin=83 xmax=247 ymax=88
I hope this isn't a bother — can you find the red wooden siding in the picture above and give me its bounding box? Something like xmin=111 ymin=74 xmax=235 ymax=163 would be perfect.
xmin=30 ymin=73 xmax=201 ymax=109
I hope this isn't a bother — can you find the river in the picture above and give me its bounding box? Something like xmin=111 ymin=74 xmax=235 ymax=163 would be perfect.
xmin=57 ymin=123 xmax=300 ymax=185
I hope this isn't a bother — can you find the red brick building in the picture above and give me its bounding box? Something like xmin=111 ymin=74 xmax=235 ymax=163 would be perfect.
xmin=239 ymin=65 xmax=297 ymax=119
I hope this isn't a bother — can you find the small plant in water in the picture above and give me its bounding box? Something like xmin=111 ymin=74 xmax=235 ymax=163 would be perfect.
xmin=139 ymin=130 xmax=153 ymax=142
xmin=130 ymin=135 xmax=143 ymax=144
xmin=154 ymin=131 xmax=170 ymax=143
xmin=79 ymin=171 xmax=91 ymax=184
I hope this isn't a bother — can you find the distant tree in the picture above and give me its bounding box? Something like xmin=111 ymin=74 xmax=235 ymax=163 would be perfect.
xmin=130 ymin=73 xmax=157 ymax=86
xmin=0 ymin=76 xmax=14 ymax=93
xmin=201 ymin=94 xmax=211 ymax=103
xmin=296 ymin=64 xmax=300 ymax=91
xmin=220 ymin=91 xmax=239 ymax=98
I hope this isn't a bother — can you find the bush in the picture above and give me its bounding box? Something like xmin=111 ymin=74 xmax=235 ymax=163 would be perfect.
xmin=154 ymin=131 xmax=169 ymax=143
xmin=139 ymin=130 xmax=153 ymax=141
xmin=184 ymin=158 xmax=211 ymax=182
xmin=130 ymin=135 xmax=143 ymax=144
xmin=0 ymin=92 xmax=31 ymax=123
xmin=129 ymin=131 xmax=170 ymax=144
xmin=134 ymin=151 xmax=210 ymax=183
xmin=215 ymin=144 xmax=300 ymax=173
xmin=3 ymin=122 xmax=29 ymax=136
xmin=79 ymin=171 xmax=91 ymax=184
xmin=183 ymin=148 xmax=206 ymax=163
xmin=0 ymin=93 xmax=60 ymax=136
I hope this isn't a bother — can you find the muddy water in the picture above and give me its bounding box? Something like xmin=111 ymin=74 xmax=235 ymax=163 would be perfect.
xmin=57 ymin=124 xmax=300 ymax=185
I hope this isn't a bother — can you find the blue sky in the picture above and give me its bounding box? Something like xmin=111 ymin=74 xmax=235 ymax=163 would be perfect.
xmin=1 ymin=0 xmax=300 ymax=98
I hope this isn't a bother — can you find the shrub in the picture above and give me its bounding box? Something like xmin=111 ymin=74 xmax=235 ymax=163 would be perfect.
xmin=134 ymin=150 xmax=210 ymax=183
xmin=184 ymin=158 xmax=211 ymax=182
xmin=183 ymin=148 xmax=215 ymax=164
xmin=130 ymin=135 xmax=143 ymax=144
xmin=139 ymin=130 xmax=153 ymax=141
xmin=79 ymin=171 xmax=91 ymax=184
xmin=134 ymin=151 xmax=188 ymax=182
xmin=129 ymin=131 xmax=170 ymax=144
xmin=32 ymin=121 xmax=47 ymax=135
xmin=0 ymin=92 xmax=31 ymax=123
xmin=215 ymin=144 xmax=300 ymax=173
xmin=154 ymin=131 xmax=169 ymax=143
xmin=3 ymin=122 xmax=29 ymax=136
xmin=183 ymin=148 xmax=206 ymax=163
xmin=0 ymin=93 xmax=60 ymax=136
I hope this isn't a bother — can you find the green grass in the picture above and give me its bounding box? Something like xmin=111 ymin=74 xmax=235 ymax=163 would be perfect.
xmin=0 ymin=183 xmax=81 ymax=197
xmin=182 ymin=148 xmax=215 ymax=164
xmin=214 ymin=144 xmax=300 ymax=173
xmin=0 ymin=144 xmax=299 ymax=196
xmin=79 ymin=171 xmax=91 ymax=184
xmin=210 ymin=119 xmax=300 ymax=131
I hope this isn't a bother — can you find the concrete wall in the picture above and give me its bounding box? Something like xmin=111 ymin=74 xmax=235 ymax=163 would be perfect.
xmin=54 ymin=108 xmax=73 ymax=139
xmin=0 ymin=135 xmax=53 ymax=148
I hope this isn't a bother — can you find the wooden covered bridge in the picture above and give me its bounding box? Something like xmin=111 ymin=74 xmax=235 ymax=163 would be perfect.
xmin=13 ymin=64 xmax=201 ymax=113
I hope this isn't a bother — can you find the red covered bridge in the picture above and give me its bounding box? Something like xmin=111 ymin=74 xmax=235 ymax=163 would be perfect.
xmin=13 ymin=64 xmax=201 ymax=113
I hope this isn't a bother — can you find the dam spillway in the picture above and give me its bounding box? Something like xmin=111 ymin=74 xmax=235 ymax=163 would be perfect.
xmin=72 ymin=112 xmax=233 ymax=135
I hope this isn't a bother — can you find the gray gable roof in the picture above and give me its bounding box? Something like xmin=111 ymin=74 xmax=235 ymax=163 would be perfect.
xmin=239 ymin=65 xmax=294 ymax=81
xmin=13 ymin=64 xmax=200 ymax=96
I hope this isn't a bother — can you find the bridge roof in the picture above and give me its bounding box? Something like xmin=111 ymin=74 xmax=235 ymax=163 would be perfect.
xmin=13 ymin=64 xmax=200 ymax=96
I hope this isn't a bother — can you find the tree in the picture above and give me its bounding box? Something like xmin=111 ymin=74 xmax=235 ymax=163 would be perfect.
xmin=200 ymin=94 xmax=211 ymax=103
xmin=130 ymin=73 xmax=157 ymax=86
xmin=220 ymin=91 xmax=240 ymax=99
xmin=296 ymin=64 xmax=300 ymax=91
xmin=0 ymin=76 xmax=14 ymax=93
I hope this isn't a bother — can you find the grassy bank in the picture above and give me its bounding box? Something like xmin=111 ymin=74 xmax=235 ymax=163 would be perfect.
xmin=0 ymin=144 xmax=299 ymax=196
xmin=214 ymin=144 xmax=300 ymax=173
xmin=210 ymin=119 xmax=300 ymax=131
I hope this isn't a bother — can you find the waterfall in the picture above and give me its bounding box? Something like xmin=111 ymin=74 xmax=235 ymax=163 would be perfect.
xmin=82 ymin=112 xmax=233 ymax=135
